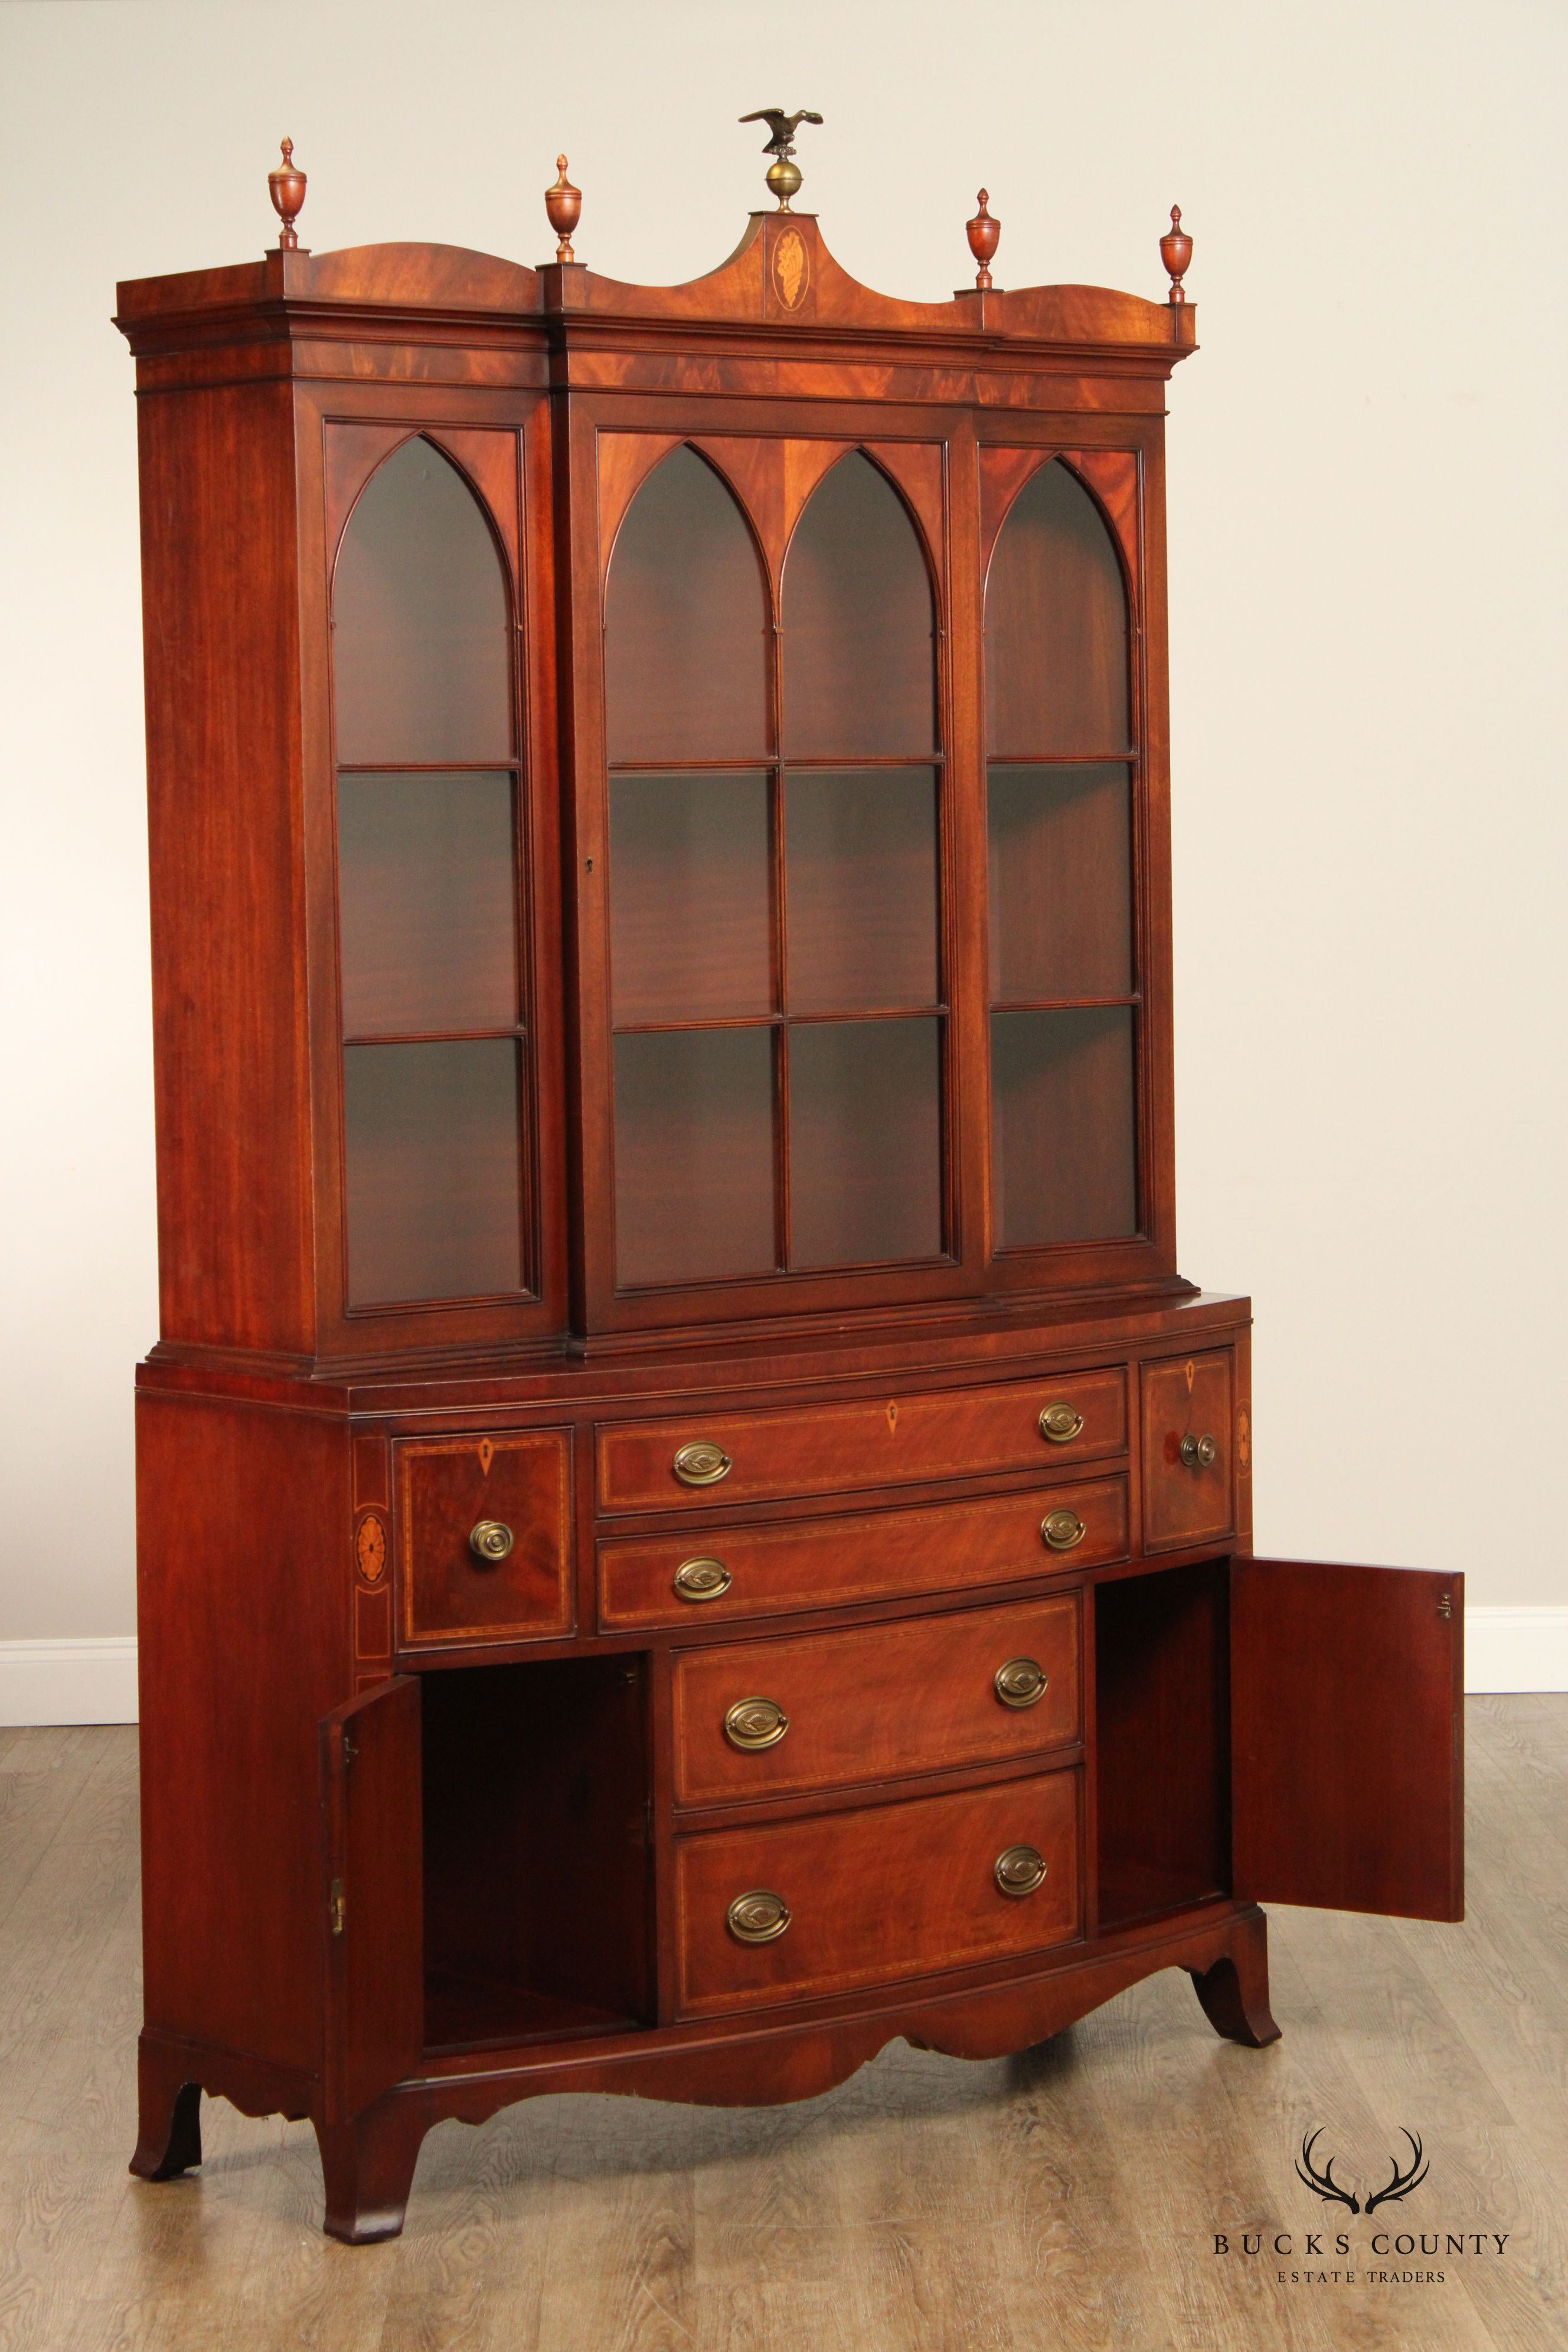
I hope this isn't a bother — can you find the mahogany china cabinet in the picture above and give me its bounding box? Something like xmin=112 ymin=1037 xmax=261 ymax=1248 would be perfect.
xmin=116 ymin=132 xmax=1464 ymax=2242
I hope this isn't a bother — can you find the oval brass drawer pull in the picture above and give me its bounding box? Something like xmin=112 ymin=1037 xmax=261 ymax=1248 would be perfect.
xmin=994 ymin=1843 xmax=1047 ymax=1898
xmin=469 ymin=1519 xmax=514 ymax=1564
xmin=1041 ymin=1507 xmax=1086 ymax=1551
xmin=1180 ymin=1433 xmax=1219 ymax=1469
xmin=673 ymin=1440 xmax=732 ymax=1488
xmin=994 ymin=1656 xmax=1048 ymax=1709
xmin=673 ymin=1556 xmax=731 ymax=1602
xmin=1038 ymin=1402 xmax=1084 ymax=1444
xmin=723 ymin=1696 xmax=789 ymax=1752
xmin=727 ymin=1889 xmax=791 ymax=1944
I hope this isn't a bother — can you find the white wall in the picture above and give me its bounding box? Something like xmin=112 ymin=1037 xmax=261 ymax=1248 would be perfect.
xmin=2 ymin=2 xmax=1563 ymax=1679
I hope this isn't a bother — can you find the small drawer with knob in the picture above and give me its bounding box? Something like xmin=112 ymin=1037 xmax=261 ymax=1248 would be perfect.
xmin=1140 ymin=1351 xmax=1236 ymax=1553
xmin=673 ymin=1767 xmax=1081 ymax=2016
xmin=393 ymin=1431 xmax=573 ymax=1647
xmin=594 ymin=1368 xmax=1128 ymax=1515
xmin=598 ymin=1476 xmax=1129 ymax=1632
xmin=671 ymin=1593 xmax=1080 ymax=1807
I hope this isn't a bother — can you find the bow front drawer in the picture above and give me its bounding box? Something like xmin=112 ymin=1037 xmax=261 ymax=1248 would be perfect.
xmin=598 ymin=1474 xmax=1128 ymax=1631
xmin=674 ymin=1768 xmax=1080 ymax=2017
xmin=672 ymin=1592 xmax=1080 ymax=1807
xmin=596 ymin=1368 xmax=1126 ymax=1514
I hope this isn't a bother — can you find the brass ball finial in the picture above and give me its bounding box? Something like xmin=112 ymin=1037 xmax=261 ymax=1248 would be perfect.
xmin=546 ymin=154 xmax=582 ymax=263
xmin=739 ymin=109 xmax=823 ymax=213
xmin=267 ymin=138 xmax=307 ymax=251
xmin=966 ymin=189 xmax=1000 ymax=290
xmin=1160 ymin=204 xmax=1193 ymax=303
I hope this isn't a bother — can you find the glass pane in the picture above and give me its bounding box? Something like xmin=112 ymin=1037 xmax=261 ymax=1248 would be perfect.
xmin=986 ymin=462 xmax=1129 ymax=756
xmin=610 ymin=773 xmax=773 ymax=1024
xmin=991 ymin=1008 xmax=1137 ymax=1248
xmin=613 ymin=1028 xmax=776 ymax=1286
xmin=782 ymin=455 xmax=935 ymax=758
xmin=988 ymin=763 xmax=1132 ymax=1003
xmin=603 ymin=447 xmax=770 ymax=765
xmin=788 ymin=1018 xmax=942 ymax=1268
xmin=785 ymin=770 xmax=939 ymax=1014
xmin=338 ymin=772 xmax=517 ymax=1035
xmin=334 ymin=439 xmax=511 ymax=765
xmin=344 ymin=1039 xmax=523 ymax=1305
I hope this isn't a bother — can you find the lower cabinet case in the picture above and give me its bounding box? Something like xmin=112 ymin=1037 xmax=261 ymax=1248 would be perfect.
xmin=673 ymin=1770 xmax=1083 ymax=2017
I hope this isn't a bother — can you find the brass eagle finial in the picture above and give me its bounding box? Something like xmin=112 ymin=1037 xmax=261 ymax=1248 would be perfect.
xmin=739 ymin=107 xmax=823 ymax=211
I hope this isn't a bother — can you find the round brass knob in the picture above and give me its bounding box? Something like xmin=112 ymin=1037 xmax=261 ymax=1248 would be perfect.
xmin=994 ymin=1844 xmax=1047 ymax=1898
xmin=469 ymin=1519 xmax=514 ymax=1563
xmin=673 ymin=1440 xmax=732 ymax=1488
xmin=673 ymin=1556 xmax=731 ymax=1603
xmin=994 ymin=1657 xmax=1048 ymax=1710
xmin=1041 ymin=1507 xmax=1086 ymax=1551
xmin=1180 ymin=1433 xmax=1219 ymax=1469
xmin=727 ymin=1889 xmax=790 ymax=1944
xmin=723 ymin=1696 xmax=789 ymax=1752
xmin=1038 ymin=1402 xmax=1084 ymax=1445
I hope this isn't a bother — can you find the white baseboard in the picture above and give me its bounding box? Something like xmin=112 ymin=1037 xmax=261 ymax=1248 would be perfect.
xmin=1462 ymin=1607 xmax=1568 ymax=1695
xmin=0 ymin=1637 xmax=138 ymax=1727
xmin=0 ymin=1609 xmax=1563 ymax=1727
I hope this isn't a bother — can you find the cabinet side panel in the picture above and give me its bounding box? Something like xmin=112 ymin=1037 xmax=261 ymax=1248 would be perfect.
xmin=136 ymin=1392 xmax=351 ymax=2073
xmin=138 ymin=379 xmax=313 ymax=1353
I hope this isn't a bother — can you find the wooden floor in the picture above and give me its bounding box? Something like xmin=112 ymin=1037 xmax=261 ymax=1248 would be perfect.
xmin=1 ymin=1698 xmax=1564 ymax=2351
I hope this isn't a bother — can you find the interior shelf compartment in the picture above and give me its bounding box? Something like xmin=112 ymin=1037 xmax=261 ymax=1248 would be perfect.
xmin=1095 ymin=1560 xmax=1231 ymax=1932
xmin=421 ymin=1655 xmax=653 ymax=2054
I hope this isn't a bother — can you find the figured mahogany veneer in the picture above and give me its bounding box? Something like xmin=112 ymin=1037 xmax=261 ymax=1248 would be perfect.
xmin=119 ymin=164 xmax=1464 ymax=2246
xmin=673 ymin=1768 xmax=1082 ymax=2017
xmin=598 ymin=1474 xmax=1128 ymax=1631
xmin=596 ymin=1368 xmax=1128 ymax=1514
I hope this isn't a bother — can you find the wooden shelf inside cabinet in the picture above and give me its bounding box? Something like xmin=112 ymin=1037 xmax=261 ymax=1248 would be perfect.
xmin=119 ymin=153 xmax=1461 ymax=2245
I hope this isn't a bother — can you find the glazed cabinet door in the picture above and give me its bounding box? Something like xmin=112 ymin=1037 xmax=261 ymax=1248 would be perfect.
xmin=979 ymin=440 xmax=1175 ymax=1289
xmin=1231 ymin=1560 xmax=1464 ymax=1922
xmin=320 ymin=1678 xmax=423 ymax=2121
xmin=312 ymin=409 xmax=566 ymax=1358
xmin=574 ymin=417 xmax=978 ymax=1332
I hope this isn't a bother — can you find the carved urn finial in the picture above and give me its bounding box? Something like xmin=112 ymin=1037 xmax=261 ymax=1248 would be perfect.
xmin=1160 ymin=204 xmax=1193 ymax=303
xmin=267 ymin=138 xmax=307 ymax=251
xmin=739 ymin=109 xmax=824 ymax=211
xmin=545 ymin=155 xmax=582 ymax=263
xmin=966 ymin=189 xmax=1001 ymax=290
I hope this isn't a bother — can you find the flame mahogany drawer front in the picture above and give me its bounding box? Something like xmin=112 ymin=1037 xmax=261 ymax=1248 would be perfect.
xmin=671 ymin=1593 xmax=1081 ymax=1808
xmin=674 ymin=1768 xmax=1081 ymax=2017
xmin=595 ymin=1369 xmax=1128 ymax=1515
xmin=1140 ymin=1351 xmax=1236 ymax=1553
xmin=394 ymin=1432 xmax=573 ymax=1647
xmin=597 ymin=1474 xmax=1128 ymax=1631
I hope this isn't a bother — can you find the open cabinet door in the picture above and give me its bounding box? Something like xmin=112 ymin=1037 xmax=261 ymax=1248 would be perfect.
xmin=1232 ymin=1560 xmax=1464 ymax=1921
xmin=320 ymin=1677 xmax=423 ymax=2122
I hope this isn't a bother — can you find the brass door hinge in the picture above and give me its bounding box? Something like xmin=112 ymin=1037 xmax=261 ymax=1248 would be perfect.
xmin=329 ymin=1876 xmax=346 ymax=1936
